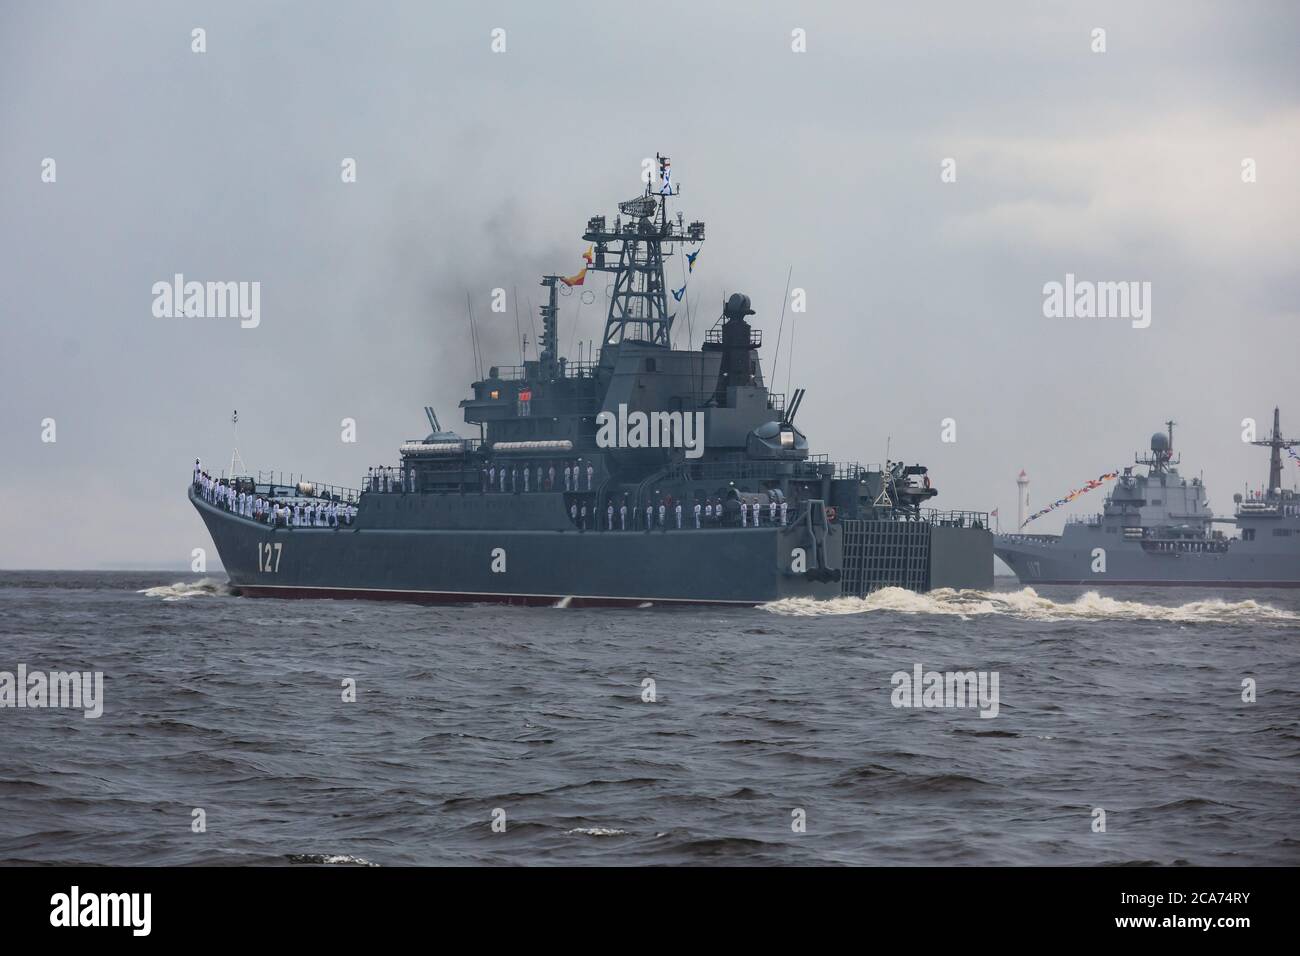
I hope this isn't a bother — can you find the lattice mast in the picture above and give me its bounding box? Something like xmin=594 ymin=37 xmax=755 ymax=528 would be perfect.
xmin=1251 ymin=406 xmax=1299 ymax=495
xmin=582 ymin=154 xmax=705 ymax=354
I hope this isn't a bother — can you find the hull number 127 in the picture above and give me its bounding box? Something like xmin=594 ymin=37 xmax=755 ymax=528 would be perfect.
xmin=257 ymin=542 xmax=283 ymax=573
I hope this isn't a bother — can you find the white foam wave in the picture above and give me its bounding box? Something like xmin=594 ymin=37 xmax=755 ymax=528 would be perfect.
xmin=137 ymin=577 xmax=233 ymax=601
xmin=762 ymin=587 xmax=1300 ymax=624
xmin=565 ymin=827 xmax=628 ymax=837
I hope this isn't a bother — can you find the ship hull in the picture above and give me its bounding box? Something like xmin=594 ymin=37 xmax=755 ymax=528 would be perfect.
xmin=995 ymin=535 xmax=1300 ymax=587
xmin=192 ymin=490 xmax=842 ymax=606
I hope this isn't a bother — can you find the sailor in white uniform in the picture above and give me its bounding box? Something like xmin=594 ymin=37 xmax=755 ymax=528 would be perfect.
xmin=693 ymin=501 xmax=701 ymax=529
xmin=620 ymin=502 xmax=627 ymax=530
xmin=586 ymin=463 xmax=594 ymax=490
xmin=741 ymin=502 xmax=749 ymax=527
xmin=645 ymin=504 xmax=653 ymax=532
xmin=675 ymin=502 xmax=682 ymax=529
xmin=780 ymin=500 xmax=788 ymax=526
xmin=658 ymin=503 xmax=667 ymax=530
xmin=607 ymin=503 xmax=614 ymax=530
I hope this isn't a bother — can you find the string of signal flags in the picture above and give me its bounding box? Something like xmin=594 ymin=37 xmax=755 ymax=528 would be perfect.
xmin=558 ymin=245 xmax=703 ymax=296
xmin=1020 ymin=470 xmax=1122 ymax=529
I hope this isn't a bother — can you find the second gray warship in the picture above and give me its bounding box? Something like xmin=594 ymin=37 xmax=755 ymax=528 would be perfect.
xmin=190 ymin=156 xmax=993 ymax=605
xmin=996 ymin=412 xmax=1300 ymax=587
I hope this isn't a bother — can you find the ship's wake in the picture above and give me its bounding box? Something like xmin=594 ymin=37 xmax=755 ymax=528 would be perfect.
xmin=763 ymin=587 xmax=1300 ymax=624
xmin=137 ymin=578 xmax=234 ymax=601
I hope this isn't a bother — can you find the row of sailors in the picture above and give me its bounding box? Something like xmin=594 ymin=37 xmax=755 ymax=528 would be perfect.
xmin=237 ymin=489 xmax=357 ymax=527
xmin=365 ymin=466 xmax=411 ymax=493
xmin=568 ymin=498 xmax=791 ymax=531
xmin=483 ymin=461 xmax=595 ymax=494
xmin=194 ymin=468 xmax=238 ymax=507
xmin=194 ymin=468 xmax=356 ymax=528
xmin=269 ymin=499 xmax=356 ymax=527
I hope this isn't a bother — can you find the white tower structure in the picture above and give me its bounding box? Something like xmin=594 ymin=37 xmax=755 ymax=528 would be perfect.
xmin=1016 ymin=469 xmax=1030 ymax=529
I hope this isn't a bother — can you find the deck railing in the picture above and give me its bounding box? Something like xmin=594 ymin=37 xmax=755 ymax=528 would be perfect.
xmin=922 ymin=509 xmax=990 ymax=529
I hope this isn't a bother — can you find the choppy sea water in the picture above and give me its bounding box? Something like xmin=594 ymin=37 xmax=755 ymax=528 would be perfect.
xmin=0 ymin=571 xmax=1297 ymax=866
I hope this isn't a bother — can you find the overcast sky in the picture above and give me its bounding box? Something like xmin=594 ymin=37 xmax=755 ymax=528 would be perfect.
xmin=2 ymin=1 xmax=1297 ymax=568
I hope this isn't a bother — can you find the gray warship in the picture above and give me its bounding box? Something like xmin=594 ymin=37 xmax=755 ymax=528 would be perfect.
xmin=995 ymin=411 xmax=1300 ymax=587
xmin=190 ymin=156 xmax=992 ymax=606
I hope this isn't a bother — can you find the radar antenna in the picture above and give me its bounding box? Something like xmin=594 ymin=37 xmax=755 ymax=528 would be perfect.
xmin=1136 ymin=419 xmax=1178 ymax=474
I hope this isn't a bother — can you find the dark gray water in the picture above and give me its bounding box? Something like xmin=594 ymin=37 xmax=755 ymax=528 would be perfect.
xmin=1 ymin=571 xmax=1297 ymax=866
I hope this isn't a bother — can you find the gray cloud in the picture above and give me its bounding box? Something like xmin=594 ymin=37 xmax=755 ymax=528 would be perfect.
xmin=1 ymin=0 xmax=1297 ymax=567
